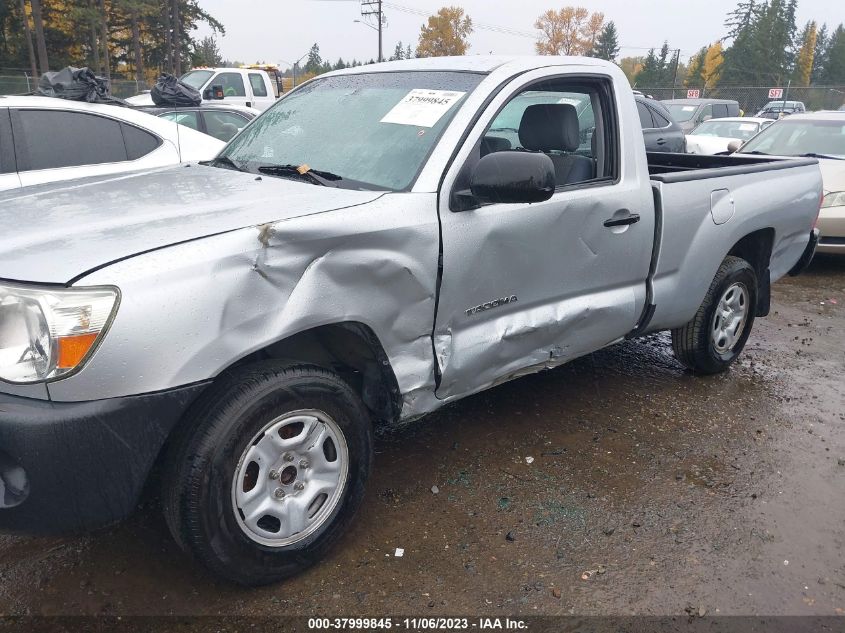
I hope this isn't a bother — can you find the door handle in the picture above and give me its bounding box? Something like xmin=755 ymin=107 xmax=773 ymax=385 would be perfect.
xmin=656 ymin=138 xmax=666 ymax=145
xmin=603 ymin=213 xmax=641 ymax=228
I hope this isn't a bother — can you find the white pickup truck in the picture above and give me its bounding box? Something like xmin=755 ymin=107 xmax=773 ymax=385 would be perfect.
xmin=127 ymin=67 xmax=280 ymax=111
xmin=0 ymin=56 xmax=822 ymax=586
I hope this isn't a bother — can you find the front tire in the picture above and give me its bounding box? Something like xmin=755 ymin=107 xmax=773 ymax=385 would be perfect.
xmin=162 ymin=362 xmax=372 ymax=586
xmin=671 ymin=256 xmax=758 ymax=374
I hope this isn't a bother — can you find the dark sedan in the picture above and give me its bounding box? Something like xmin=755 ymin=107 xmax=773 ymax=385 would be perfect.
xmin=635 ymin=95 xmax=686 ymax=153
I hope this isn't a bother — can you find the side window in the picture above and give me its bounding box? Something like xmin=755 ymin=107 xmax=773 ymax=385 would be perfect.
xmin=649 ymin=106 xmax=671 ymax=128
xmin=699 ymin=104 xmax=713 ymax=121
xmin=712 ymin=104 xmax=729 ymax=118
xmin=159 ymin=110 xmax=200 ymax=131
xmin=636 ymin=101 xmax=655 ymax=129
xmin=213 ymin=72 xmax=246 ymax=97
xmin=203 ymin=111 xmax=249 ymax=142
xmin=121 ymin=123 xmax=162 ymax=160
xmin=0 ymin=108 xmax=14 ymax=173
xmin=15 ymin=109 xmax=127 ymax=171
xmin=453 ymin=79 xmax=616 ymax=209
xmin=249 ymin=73 xmax=268 ymax=97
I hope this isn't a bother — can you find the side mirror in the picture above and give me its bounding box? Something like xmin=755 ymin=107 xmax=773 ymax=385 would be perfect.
xmin=210 ymin=84 xmax=225 ymax=100
xmin=727 ymin=140 xmax=742 ymax=153
xmin=468 ymin=151 xmax=556 ymax=206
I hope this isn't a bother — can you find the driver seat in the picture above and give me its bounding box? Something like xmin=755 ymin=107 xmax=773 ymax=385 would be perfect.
xmin=518 ymin=103 xmax=594 ymax=186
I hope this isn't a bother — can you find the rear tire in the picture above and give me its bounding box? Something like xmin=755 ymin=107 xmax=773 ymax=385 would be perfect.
xmin=671 ymin=256 xmax=758 ymax=374
xmin=161 ymin=361 xmax=372 ymax=586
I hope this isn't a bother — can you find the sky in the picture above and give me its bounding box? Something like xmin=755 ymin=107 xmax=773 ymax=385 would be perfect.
xmin=194 ymin=0 xmax=842 ymax=66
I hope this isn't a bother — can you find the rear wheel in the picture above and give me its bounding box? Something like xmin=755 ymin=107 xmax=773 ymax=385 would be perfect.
xmin=671 ymin=256 xmax=758 ymax=374
xmin=162 ymin=362 xmax=372 ymax=586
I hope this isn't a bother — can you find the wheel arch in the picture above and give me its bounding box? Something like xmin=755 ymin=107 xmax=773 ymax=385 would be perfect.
xmin=215 ymin=321 xmax=403 ymax=424
xmin=726 ymin=227 xmax=775 ymax=317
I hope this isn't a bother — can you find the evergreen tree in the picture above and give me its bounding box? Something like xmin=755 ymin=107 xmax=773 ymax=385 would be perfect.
xmin=811 ymin=23 xmax=829 ymax=83
xmin=822 ymin=24 xmax=845 ymax=84
xmin=590 ymin=21 xmax=620 ymax=61
xmin=390 ymin=41 xmax=405 ymax=61
xmin=303 ymin=42 xmax=322 ymax=74
xmin=635 ymin=48 xmax=660 ymax=86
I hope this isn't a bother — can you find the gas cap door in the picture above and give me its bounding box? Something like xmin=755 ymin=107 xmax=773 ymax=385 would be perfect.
xmin=710 ymin=188 xmax=735 ymax=225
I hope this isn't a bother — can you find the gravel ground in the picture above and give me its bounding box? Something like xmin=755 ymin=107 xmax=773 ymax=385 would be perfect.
xmin=0 ymin=255 xmax=843 ymax=619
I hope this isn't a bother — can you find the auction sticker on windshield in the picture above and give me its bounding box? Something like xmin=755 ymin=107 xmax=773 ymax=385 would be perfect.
xmin=381 ymin=89 xmax=466 ymax=128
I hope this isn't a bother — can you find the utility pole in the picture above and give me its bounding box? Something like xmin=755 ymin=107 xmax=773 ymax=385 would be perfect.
xmin=671 ymin=49 xmax=681 ymax=99
xmin=361 ymin=0 xmax=383 ymax=62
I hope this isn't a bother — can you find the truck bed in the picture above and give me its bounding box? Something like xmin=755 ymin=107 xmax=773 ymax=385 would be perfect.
xmin=647 ymin=151 xmax=817 ymax=181
xmin=643 ymin=152 xmax=822 ymax=334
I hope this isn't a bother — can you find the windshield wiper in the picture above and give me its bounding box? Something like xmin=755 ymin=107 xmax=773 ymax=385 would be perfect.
xmin=796 ymin=152 xmax=844 ymax=161
xmin=257 ymin=164 xmax=343 ymax=187
xmin=204 ymin=155 xmax=246 ymax=172
xmin=489 ymin=127 xmax=519 ymax=133
xmin=740 ymin=150 xmax=769 ymax=155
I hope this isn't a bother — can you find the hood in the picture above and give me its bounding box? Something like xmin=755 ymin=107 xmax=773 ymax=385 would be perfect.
xmin=0 ymin=165 xmax=384 ymax=284
xmin=817 ymin=159 xmax=845 ymax=194
xmin=686 ymin=135 xmax=736 ymax=155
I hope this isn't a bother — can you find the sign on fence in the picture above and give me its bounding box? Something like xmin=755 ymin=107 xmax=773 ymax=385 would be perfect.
xmin=687 ymin=89 xmax=701 ymax=98
xmin=768 ymin=88 xmax=784 ymax=99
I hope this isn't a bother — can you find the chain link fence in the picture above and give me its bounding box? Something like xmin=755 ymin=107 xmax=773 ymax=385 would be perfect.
xmin=0 ymin=70 xmax=147 ymax=98
xmin=637 ymin=85 xmax=845 ymax=114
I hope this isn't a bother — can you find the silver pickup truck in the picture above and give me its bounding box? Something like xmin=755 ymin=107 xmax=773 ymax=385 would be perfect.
xmin=0 ymin=56 xmax=822 ymax=585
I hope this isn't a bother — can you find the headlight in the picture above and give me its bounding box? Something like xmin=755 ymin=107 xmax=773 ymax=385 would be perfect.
xmin=821 ymin=191 xmax=845 ymax=208
xmin=0 ymin=283 xmax=119 ymax=384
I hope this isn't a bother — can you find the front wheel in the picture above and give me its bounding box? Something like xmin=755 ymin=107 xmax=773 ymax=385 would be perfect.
xmin=161 ymin=362 xmax=373 ymax=586
xmin=671 ymin=255 xmax=758 ymax=374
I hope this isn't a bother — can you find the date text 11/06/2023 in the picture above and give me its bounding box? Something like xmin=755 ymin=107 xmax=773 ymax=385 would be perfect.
xmin=307 ymin=617 xmax=529 ymax=630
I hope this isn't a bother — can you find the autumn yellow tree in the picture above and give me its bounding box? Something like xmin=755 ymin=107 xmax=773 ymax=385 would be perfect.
xmin=793 ymin=21 xmax=817 ymax=85
xmin=701 ymin=42 xmax=723 ymax=90
xmin=416 ymin=6 xmax=473 ymax=58
xmin=534 ymin=7 xmax=604 ymax=56
xmin=582 ymin=12 xmax=605 ymax=54
xmin=618 ymin=56 xmax=644 ymax=83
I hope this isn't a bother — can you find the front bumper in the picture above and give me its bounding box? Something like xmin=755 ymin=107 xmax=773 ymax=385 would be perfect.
xmin=0 ymin=382 xmax=207 ymax=534
xmin=816 ymin=205 xmax=845 ymax=255
xmin=788 ymin=229 xmax=819 ymax=276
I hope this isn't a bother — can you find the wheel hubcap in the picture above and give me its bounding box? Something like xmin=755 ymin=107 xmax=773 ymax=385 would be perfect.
xmin=231 ymin=409 xmax=348 ymax=547
xmin=711 ymin=282 xmax=749 ymax=354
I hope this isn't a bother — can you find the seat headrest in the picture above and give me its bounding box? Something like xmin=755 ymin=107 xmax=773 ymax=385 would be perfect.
xmin=518 ymin=103 xmax=581 ymax=152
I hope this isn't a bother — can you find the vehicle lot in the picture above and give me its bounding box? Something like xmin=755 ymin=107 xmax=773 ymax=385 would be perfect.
xmin=0 ymin=255 xmax=842 ymax=618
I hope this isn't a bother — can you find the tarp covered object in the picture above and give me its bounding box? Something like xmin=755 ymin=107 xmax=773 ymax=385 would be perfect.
xmin=37 ymin=67 xmax=113 ymax=102
xmin=150 ymin=74 xmax=202 ymax=107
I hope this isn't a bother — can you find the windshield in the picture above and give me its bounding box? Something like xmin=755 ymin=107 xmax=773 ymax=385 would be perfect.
xmin=218 ymin=71 xmax=483 ymax=191
xmin=740 ymin=118 xmax=845 ymax=158
xmin=180 ymin=70 xmax=214 ymax=90
xmin=691 ymin=120 xmax=760 ymax=139
xmin=665 ymin=104 xmax=698 ymax=122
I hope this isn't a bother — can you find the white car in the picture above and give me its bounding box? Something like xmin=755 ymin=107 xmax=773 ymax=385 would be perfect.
xmin=735 ymin=111 xmax=845 ymax=254
xmin=0 ymin=96 xmax=224 ymax=192
xmin=686 ymin=117 xmax=773 ymax=155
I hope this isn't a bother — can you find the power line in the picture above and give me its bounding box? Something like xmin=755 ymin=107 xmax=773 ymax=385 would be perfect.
xmin=306 ymin=0 xmax=698 ymax=58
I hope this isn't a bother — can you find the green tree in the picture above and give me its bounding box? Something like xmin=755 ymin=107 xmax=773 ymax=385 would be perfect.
xmin=303 ymin=42 xmax=322 ymax=74
xmin=589 ymin=21 xmax=619 ymax=61
xmin=811 ymin=23 xmax=829 ymax=83
xmin=821 ymin=24 xmax=845 ymax=84
xmin=191 ymin=34 xmax=221 ymax=67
